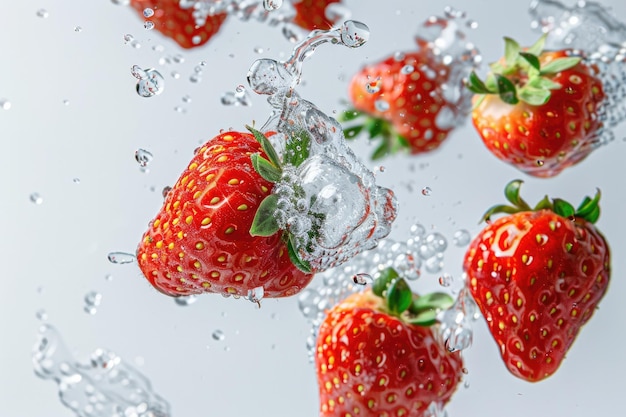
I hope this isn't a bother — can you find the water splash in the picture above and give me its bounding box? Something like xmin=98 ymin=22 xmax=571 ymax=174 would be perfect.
xmin=33 ymin=325 xmax=171 ymax=417
xmin=131 ymin=66 xmax=165 ymax=98
xmin=529 ymin=0 xmax=626 ymax=145
xmin=438 ymin=287 xmax=479 ymax=352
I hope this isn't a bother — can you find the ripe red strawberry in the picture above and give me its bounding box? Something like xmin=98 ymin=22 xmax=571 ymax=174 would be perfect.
xmin=342 ymin=48 xmax=456 ymax=159
xmin=463 ymin=180 xmax=610 ymax=382
xmin=129 ymin=0 xmax=227 ymax=49
xmin=136 ymin=128 xmax=313 ymax=299
xmin=315 ymin=269 xmax=463 ymax=416
xmin=292 ymin=0 xmax=341 ymax=31
xmin=467 ymin=35 xmax=605 ymax=177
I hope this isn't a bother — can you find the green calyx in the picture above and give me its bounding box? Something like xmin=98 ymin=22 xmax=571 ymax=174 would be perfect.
xmin=246 ymin=125 xmax=313 ymax=273
xmin=466 ymin=34 xmax=581 ymax=106
xmin=339 ymin=109 xmax=410 ymax=160
xmin=481 ymin=179 xmax=602 ymax=224
xmin=372 ymin=267 xmax=454 ymax=326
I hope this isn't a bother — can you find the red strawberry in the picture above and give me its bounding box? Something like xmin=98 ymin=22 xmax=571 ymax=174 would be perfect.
xmin=315 ymin=269 xmax=463 ymax=416
xmin=342 ymin=48 xmax=456 ymax=159
xmin=136 ymin=128 xmax=313 ymax=299
xmin=129 ymin=0 xmax=227 ymax=49
xmin=293 ymin=0 xmax=341 ymax=31
xmin=463 ymin=180 xmax=610 ymax=382
xmin=467 ymin=35 xmax=605 ymax=177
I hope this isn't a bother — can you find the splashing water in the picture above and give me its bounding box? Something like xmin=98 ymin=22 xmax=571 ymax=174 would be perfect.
xmin=131 ymin=66 xmax=165 ymax=98
xmin=529 ymin=0 xmax=626 ymax=145
xmin=33 ymin=325 xmax=171 ymax=417
xmin=438 ymin=287 xmax=480 ymax=352
xmin=246 ymin=21 xmax=395 ymax=272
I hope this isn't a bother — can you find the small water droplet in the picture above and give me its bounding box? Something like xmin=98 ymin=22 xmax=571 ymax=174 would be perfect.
xmin=84 ymin=291 xmax=102 ymax=315
xmin=438 ymin=273 xmax=454 ymax=287
xmin=30 ymin=193 xmax=43 ymax=205
xmin=174 ymin=295 xmax=198 ymax=306
xmin=374 ymin=99 xmax=389 ymax=112
xmin=132 ymin=66 xmax=165 ymax=98
xmin=161 ymin=186 xmax=172 ymax=199
xmin=212 ymin=330 xmax=225 ymax=341
xmin=182 ymin=94 xmax=191 ymax=103
xmin=189 ymin=74 xmax=202 ymax=83
xmin=36 ymin=9 xmax=49 ymax=18
xmin=134 ymin=149 xmax=154 ymax=168
xmin=254 ymin=46 xmax=264 ymax=54
xmin=74 ymin=26 xmax=82 ymax=32
xmin=143 ymin=8 xmax=154 ymax=18
xmin=421 ymin=187 xmax=432 ymax=196
xmin=352 ymin=273 xmax=373 ymax=285
xmin=263 ymin=0 xmax=283 ymax=11
xmin=36 ymin=309 xmax=48 ymax=321
xmin=107 ymin=252 xmax=136 ymax=265
xmin=72 ymin=177 xmax=80 ymax=184
xmin=144 ymin=21 xmax=155 ymax=30
xmin=401 ymin=64 xmax=415 ymax=74
xmin=466 ymin=20 xmax=479 ymax=29
xmin=105 ymin=274 xmax=113 ymax=281
xmin=0 ymin=99 xmax=11 ymax=110
xmin=453 ymin=229 xmax=471 ymax=247
xmin=536 ymin=160 xmax=545 ymax=167
xmin=123 ymin=34 xmax=134 ymax=44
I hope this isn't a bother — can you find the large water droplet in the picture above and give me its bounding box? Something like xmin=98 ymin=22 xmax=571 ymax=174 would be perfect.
xmin=174 ymin=295 xmax=198 ymax=306
xmin=340 ymin=20 xmax=370 ymax=48
xmin=143 ymin=8 xmax=154 ymax=18
xmin=131 ymin=66 xmax=165 ymax=98
xmin=107 ymin=252 xmax=136 ymax=265
xmin=453 ymin=229 xmax=471 ymax=247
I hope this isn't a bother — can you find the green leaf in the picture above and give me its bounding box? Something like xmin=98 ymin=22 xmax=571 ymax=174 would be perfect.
xmin=287 ymin=236 xmax=312 ymax=273
xmin=484 ymin=73 xmax=498 ymax=92
xmin=366 ymin=119 xmax=384 ymax=139
xmin=533 ymin=195 xmax=553 ymax=211
xmin=576 ymin=189 xmax=601 ymax=222
xmin=480 ymin=204 xmax=522 ymax=223
xmin=338 ymin=109 xmax=363 ymax=122
xmin=286 ymin=130 xmax=311 ymax=167
xmin=553 ymin=198 xmax=576 ymax=218
xmin=410 ymin=292 xmax=455 ymax=314
xmin=250 ymin=194 xmax=280 ymax=237
xmin=251 ymin=154 xmax=282 ymax=183
xmin=373 ymin=267 xmax=399 ymax=297
xmin=343 ymin=125 xmax=365 ymax=140
xmin=540 ymin=57 xmax=581 ymax=75
xmin=519 ymin=52 xmax=541 ymax=71
xmin=407 ymin=309 xmax=437 ymax=326
xmin=518 ymin=86 xmax=551 ymax=106
xmin=495 ymin=75 xmax=519 ymax=105
xmin=527 ymin=76 xmax=562 ymax=90
xmin=527 ymin=34 xmax=547 ymax=56
xmin=466 ymin=71 xmax=493 ymax=94
xmin=246 ymin=125 xmax=282 ymax=168
xmin=586 ymin=204 xmax=600 ymax=224
xmin=504 ymin=180 xmax=531 ymax=210
xmin=503 ymin=37 xmax=521 ymax=67
xmin=371 ymin=142 xmax=389 ymax=161
xmin=387 ymin=278 xmax=413 ymax=315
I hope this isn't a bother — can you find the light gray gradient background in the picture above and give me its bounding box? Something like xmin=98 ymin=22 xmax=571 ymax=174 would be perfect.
xmin=2 ymin=0 xmax=626 ymax=416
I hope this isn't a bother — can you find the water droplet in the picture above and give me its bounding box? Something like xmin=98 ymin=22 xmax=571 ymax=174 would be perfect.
xmin=144 ymin=21 xmax=155 ymax=30
xmin=74 ymin=26 xmax=82 ymax=32
xmin=182 ymin=95 xmax=192 ymax=103
xmin=135 ymin=149 xmax=154 ymax=168
xmin=84 ymin=291 xmax=102 ymax=315
xmin=0 ymin=99 xmax=11 ymax=110
xmin=143 ymin=8 xmax=154 ymax=18
xmin=466 ymin=20 xmax=479 ymax=29
xmin=212 ymin=330 xmax=225 ymax=341
xmin=104 ymin=274 xmax=113 ymax=281
xmin=263 ymin=0 xmax=283 ymax=11
xmin=36 ymin=9 xmax=49 ymax=18
xmin=131 ymin=66 xmax=165 ymax=98
xmin=424 ymin=254 xmax=444 ymax=273
xmin=453 ymin=229 xmax=471 ymax=247
xmin=352 ymin=273 xmax=373 ymax=285
xmin=254 ymin=46 xmax=264 ymax=54
xmin=107 ymin=252 xmax=136 ymax=265
xmin=36 ymin=309 xmax=48 ymax=321
xmin=421 ymin=187 xmax=432 ymax=196
xmin=161 ymin=186 xmax=172 ymax=199
xmin=438 ymin=273 xmax=454 ymax=287
xmin=189 ymin=74 xmax=202 ymax=83
xmin=123 ymin=34 xmax=134 ymax=44
xmin=374 ymin=99 xmax=389 ymax=112
xmin=339 ymin=20 xmax=370 ymax=48
xmin=401 ymin=64 xmax=415 ymax=74
xmin=110 ymin=0 xmax=130 ymax=5
xmin=174 ymin=295 xmax=198 ymax=306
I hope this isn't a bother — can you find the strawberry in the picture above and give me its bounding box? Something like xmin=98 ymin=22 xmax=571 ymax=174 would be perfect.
xmin=341 ymin=48 xmax=457 ymax=159
xmin=136 ymin=128 xmax=313 ymax=299
xmin=463 ymin=180 xmax=610 ymax=382
xmin=467 ymin=35 xmax=605 ymax=177
xmin=315 ymin=268 xmax=463 ymax=416
xmin=129 ymin=0 xmax=227 ymax=49
xmin=292 ymin=0 xmax=341 ymax=31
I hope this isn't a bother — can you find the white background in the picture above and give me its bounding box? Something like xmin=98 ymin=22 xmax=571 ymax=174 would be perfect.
xmin=2 ymin=0 xmax=626 ymax=416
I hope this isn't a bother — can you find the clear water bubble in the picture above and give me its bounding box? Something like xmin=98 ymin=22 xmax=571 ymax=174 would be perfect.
xmin=33 ymin=325 xmax=171 ymax=416
xmin=263 ymin=0 xmax=283 ymax=11
xmin=174 ymin=295 xmax=198 ymax=306
xmin=35 ymin=309 xmax=48 ymax=321
xmin=366 ymin=77 xmax=382 ymax=93
xmin=143 ymin=8 xmax=154 ymax=18
xmin=30 ymin=192 xmax=43 ymax=205
xmin=107 ymin=252 xmax=136 ymax=265
xmin=110 ymin=0 xmax=130 ymax=5
xmin=421 ymin=186 xmax=432 ymax=196
xmin=452 ymin=229 xmax=471 ymax=247
xmin=74 ymin=26 xmax=82 ymax=32
xmin=401 ymin=64 xmax=415 ymax=74
xmin=374 ymin=99 xmax=390 ymax=112
xmin=36 ymin=9 xmax=49 ymax=18
xmin=410 ymin=223 xmax=427 ymax=237
xmin=247 ymin=286 xmax=265 ymax=305
xmin=135 ymin=149 xmax=154 ymax=168
xmin=131 ymin=66 xmax=165 ymax=98
xmin=438 ymin=273 xmax=454 ymax=287
xmin=424 ymin=253 xmax=444 ymax=273
xmin=212 ymin=330 xmax=225 ymax=341
xmin=339 ymin=20 xmax=370 ymax=48
xmin=123 ymin=34 xmax=134 ymax=44
xmin=84 ymin=291 xmax=102 ymax=315
xmin=352 ymin=273 xmax=373 ymax=285
xmin=0 ymin=99 xmax=11 ymax=110
xmin=189 ymin=74 xmax=202 ymax=83
xmin=144 ymin=21 xmax=155 ymax=30
xmin=105 ymin=274 xmax=113 ymax=281
xmin=221 ymin=85 xmax=252 ymax=106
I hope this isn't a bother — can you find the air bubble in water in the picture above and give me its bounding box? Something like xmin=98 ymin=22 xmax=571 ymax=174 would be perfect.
xmin=421 ymin=186 xmax=432 ymax=196
xmin=401 ymin=64 xmax=415 ymax=74
xmin=36 ymin=9 xmax=49 ymax=18
xmin=0 ymin=99 xmax=11 ymax=110
xmin=107 ymin=252 xmax=136 ymax=265
xmin=221 ymin=85 xmax=252 ymax=106
xmin=131 ymin=66 xmax=165 ymax=98
xmin=135 ymin=148 xmax=154 ymax=167
xmin=123 ymin=34 xmax=133 ymax=44
xmin=144 ymin=21 xmax=155 ymax=30
xmin=247 ymin=286 xmax=265 ymax=305
xmin=453 ymin=229 xmax=471 ymax=247
xmin=143 ymin=8 xmax=154 ymax=18
xmin=30 ymin=193 xmax=43 ymax=205
xmin=366 ymin=77 xmax=381 ymax=93
xmin=36 ymin=309 xmax=48 ymax=321
xmin=174 ymin=295 xmax=198 ymax=306
xmin=263 ymin=0 xmax=283 ymax=11
xmin=352 ymin=273 xmax=373 ymax=285
xmin=74 ymin=26 xmax=82 ymax=32
xmin=212 ymin=330 xmax=225 ymax=341
xmin=438 ymin=273 xmax=454 ymax=287
xmin=84 ymin=291 xmax=102 ymax=315
xmin=375 ymin=99 xmax=389 ymax=112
